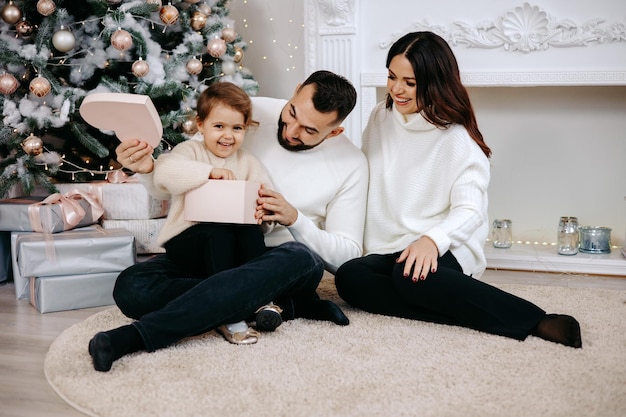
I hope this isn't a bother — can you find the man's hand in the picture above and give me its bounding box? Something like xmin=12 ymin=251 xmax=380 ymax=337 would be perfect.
xmin=115 ymin=140 xmax=155 ymax=174
xmin=257 ymin=185 xmax=298 ymax=226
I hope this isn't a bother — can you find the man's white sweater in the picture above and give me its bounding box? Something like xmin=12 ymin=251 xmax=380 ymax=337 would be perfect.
xmin=362 ymin=101 xmax=490 ymax=278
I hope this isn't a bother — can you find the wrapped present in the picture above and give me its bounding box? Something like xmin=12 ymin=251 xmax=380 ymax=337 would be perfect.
xmin=184 ymin=180 xmax=261 ymax=224
xmin=55 ymin=177 xmax=168 ymax=220
xmin=0 ymin=231 xmax=10 ymax=283
xmin=16 ymin=225 xmax=135 ymax=278
xmin=0 ymin=191 xmax=103 ymax=233
xmin=29 ymin=272 xmax=118 ymax=313
xmin=102 ymin=218 xmax=166 ymax=254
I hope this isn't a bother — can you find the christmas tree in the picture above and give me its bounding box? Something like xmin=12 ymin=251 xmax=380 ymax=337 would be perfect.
xmin=0 ymin=0 xmax=258 ymax=197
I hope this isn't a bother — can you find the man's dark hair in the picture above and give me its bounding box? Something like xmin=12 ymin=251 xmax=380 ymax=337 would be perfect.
xmin=299 ymin=70 xmax=357 ymax=124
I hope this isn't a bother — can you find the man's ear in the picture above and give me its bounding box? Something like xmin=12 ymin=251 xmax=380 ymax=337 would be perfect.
xmin=325 ymin=126 xmax=344 ymax=139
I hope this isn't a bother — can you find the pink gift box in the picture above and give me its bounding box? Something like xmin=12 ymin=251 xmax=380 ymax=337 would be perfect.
xmin=184 ymin=180 xmax=260 ymax=225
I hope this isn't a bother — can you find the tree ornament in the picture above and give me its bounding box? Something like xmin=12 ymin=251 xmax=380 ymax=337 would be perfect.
xmin=190 ymin=11 xmax=207 ymax=31
xmin=36 ymin=0 xmax=56 ymax=16
xmin=186 ymin=57 xmax=203 ymax=75
xmin=29 ymin=76 xmax=51 ymax=97
xmin=233 ymin=47 xmax=244 ymax=63
xmin=132 ymin=58 xmax=150 ymax=77
xmin=15 ymin=19 xmax=35 ymax=37
xmin=22 ymin=134 xmax=44 ymax=155
xmin=181 ymin=117 xmax=198 ymax=135
xmin=52 ymin=27 xmax=76 ymax=52
xmin=222 ymin=27 xmax=236 ymax=43
xmin=0 ymin=73 xmax=19 ymax=95
xmin=1 ymin=1 xmax=22 ymax=25
xmin=197 ymin=3 xmax=211 ymax=16
xmin=207 ymin=37 xmax=226 ymax=58
xmin=221 ymin=60 xmax=236 ymax=75
xmin=160 ymin=4 xmax=179 ymax=25
xmin=111 ymin=29 xmax=133 ymax=51
xmin=146 ymin=0 xmax=162 ymax=6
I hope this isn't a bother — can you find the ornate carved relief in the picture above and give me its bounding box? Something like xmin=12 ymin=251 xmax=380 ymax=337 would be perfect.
xmin=380 ymin=2 xmax=626 ymax=53
xmin=317 ymin=0 xmax=353 ymax=27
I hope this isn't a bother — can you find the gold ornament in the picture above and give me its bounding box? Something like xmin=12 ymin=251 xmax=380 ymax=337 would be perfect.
xmin=22 ymin=134 xmax=44 ymax=155
xmin=111 ymin=29 xmax=133 ymax=51
xmin=196 ymin=3 xmax=211 ymax=16
xmin=36 ymin=0 xmax=56 ymax=16
xmin=0 ymin=73 xmax=19 ymax=95
xmin=190 ymin=11 xmax=207 ymax=31
xmin=1 ymin=1 xmax=22 ymax=25
xmin=29 ymin=76 xmax=51 ymax=97
xmin=132 ymin=59 xmax=150 ymax=77
xmin=181 ymin=118 xmax=198 ymax=135
xmin=146 ymin=0 xmax=161 ymax=7
xmin=207 ymin=37 xmax=226 ymax=58
xmin=15 ymin=19 xmax=35 ymax=37
xmin=233 ymin=47 xmax=244 ymax=63
xmin=221 ymin=27 xmax=236 ymax=43
xmin=159 ymin=4 xmax=179 ymax=25
xmin=51 ymin=28 xmax=76 ymax=52
xmin=185 ymin=58 xmax=203 ymax=75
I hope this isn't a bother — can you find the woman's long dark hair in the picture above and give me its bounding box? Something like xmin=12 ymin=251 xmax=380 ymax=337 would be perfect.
xmin=385 ymin=32 xmax=491 ymax=158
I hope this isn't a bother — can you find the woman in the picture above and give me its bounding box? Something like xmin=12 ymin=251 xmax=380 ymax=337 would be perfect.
xmin=335 ymin=32 xmax=582 ymax=348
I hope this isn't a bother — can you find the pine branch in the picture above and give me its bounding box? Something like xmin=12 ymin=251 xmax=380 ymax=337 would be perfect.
xmin=69 ymin=123 xmax=111 ymax=158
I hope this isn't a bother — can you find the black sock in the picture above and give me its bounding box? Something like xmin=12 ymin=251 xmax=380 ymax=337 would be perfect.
xmin=531 ymin=314 xmax=582 ymax=348
xmin=294 ymin=298 xmax=349 ymax=325
xmin=88 ymin=325 xmax=145 ymax=372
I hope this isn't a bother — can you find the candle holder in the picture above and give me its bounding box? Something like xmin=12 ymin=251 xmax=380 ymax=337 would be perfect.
xmin=557 ymin=216 xmax=579 ymax=255
xmin=579 ymin=226 xmax=612 ymax=254
xmin=491 ymin=219 xmax=512 ymax=248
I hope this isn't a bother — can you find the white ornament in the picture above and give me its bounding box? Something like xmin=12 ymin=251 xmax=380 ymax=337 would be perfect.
xmin=221 ymin=61 xmax=236 ymax=75
xmin=52 ymin=28 xmax=76 ymax=53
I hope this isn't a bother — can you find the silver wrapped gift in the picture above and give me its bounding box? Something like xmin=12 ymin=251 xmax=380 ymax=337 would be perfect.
xmin=29 ymin=272 xmax=118 ymax=313
xmin=55 ymin=179 xmax=169 ymax=220
xmin=0 ymin=192 xmax=103 ymax=232
xmin=101 ymin=218 xmax=166 ymax=254
xmin=16 ymin=225 xmax=135 ymax=279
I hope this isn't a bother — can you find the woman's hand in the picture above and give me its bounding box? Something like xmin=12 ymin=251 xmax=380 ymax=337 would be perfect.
xmin=115 ymin=140 xmax=155 ymax=174
xmin=396 ymin=236 xmax=439 ymax=282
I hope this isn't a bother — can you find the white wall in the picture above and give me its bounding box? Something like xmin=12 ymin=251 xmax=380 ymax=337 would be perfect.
xmin=230 ymin=1 xmax=626 ymax=247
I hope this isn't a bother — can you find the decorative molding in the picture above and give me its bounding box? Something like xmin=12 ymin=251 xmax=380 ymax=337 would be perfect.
xmin=379 ymin=2 xmax=626 ymax=53
xmin=317 ymin=0 xmax=353 ymax=28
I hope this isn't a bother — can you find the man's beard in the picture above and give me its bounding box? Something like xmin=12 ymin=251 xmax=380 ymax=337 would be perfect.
xmin=276 ymin=116 xmax=317 ymax=151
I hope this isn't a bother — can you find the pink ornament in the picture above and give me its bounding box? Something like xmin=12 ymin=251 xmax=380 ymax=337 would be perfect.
xmin=111 ymin=29 xmax=133 ymax=51
xmin=207 ymin=38 xmax=226 ymax=58
xmin=160 ymin=4 xmax=179 ymax=25
xmin=29 ymin=76 xmax=51 ymax=97
xmin=36 ymin=0 xmax=56 ymax=16
xmin=186 ymin=58 xmax=203 ymax=75
xmin=132 ymin=59 xmax=150 ymax=77
xmin=1 ymin=2 xmax=22 ymax=25
xmin=0 ymin=73 xmax=19 ymax=95
xmin=222 ymin=27 xmax=237 ymax=43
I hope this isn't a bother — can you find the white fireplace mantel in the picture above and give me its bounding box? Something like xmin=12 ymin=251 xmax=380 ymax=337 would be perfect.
xmin=304 ymin=1 xmax=626 ymax=141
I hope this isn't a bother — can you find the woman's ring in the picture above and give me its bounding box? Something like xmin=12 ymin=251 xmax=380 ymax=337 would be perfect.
xmin=129 ymin=156 xmax=135 ymax=163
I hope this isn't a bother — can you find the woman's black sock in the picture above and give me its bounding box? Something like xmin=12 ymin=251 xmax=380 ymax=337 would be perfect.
xmin=531 ymin=314 xmax=582 ymax=348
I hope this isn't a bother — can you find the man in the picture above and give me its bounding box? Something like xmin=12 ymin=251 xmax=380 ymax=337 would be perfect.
xmin=89 ymin=71 xmax=368 ymax=372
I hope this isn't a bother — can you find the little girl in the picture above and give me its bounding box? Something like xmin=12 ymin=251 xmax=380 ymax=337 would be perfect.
xmin=152 ymin=82 xmax=281 ymax=344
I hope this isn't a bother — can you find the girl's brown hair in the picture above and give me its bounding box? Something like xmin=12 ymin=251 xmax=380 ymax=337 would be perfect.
xmin=196 ymin=82 xmax=258 ymax=127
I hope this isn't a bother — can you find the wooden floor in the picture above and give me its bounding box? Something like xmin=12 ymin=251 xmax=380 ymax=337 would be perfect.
xmin=0 ymin=270 xmax=624 ymax=417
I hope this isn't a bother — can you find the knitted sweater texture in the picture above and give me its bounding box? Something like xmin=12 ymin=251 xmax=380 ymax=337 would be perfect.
xmin=362 ymin=101 xmax=490 ymax=278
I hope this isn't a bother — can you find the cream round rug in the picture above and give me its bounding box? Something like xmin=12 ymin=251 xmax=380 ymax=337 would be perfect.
xmin=45 ymin=277 xmax=626 ymax=417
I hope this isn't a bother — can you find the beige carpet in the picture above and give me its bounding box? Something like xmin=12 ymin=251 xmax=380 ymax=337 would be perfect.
xmin=45 ymin=276 xmax=626 ymax=417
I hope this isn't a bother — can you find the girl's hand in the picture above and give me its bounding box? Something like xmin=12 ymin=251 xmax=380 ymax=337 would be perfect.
xmin=396 ymin=236 xmax=439 ymax=282
xmin=209 ymin=168 xmax=234 ymax=180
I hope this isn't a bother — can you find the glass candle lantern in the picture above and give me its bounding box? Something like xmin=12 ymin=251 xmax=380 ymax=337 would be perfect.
xmin=492 ymin=219 xmax=512 ymax=248
xmin=557 ymin=216 xmax=579 ymax=255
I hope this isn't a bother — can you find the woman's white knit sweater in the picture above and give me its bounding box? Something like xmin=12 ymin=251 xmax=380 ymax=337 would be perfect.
xmin=362 ymin=101 xmax=490 ymax=278
xmin=153 ymin=140 xmax=272 ymax=246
